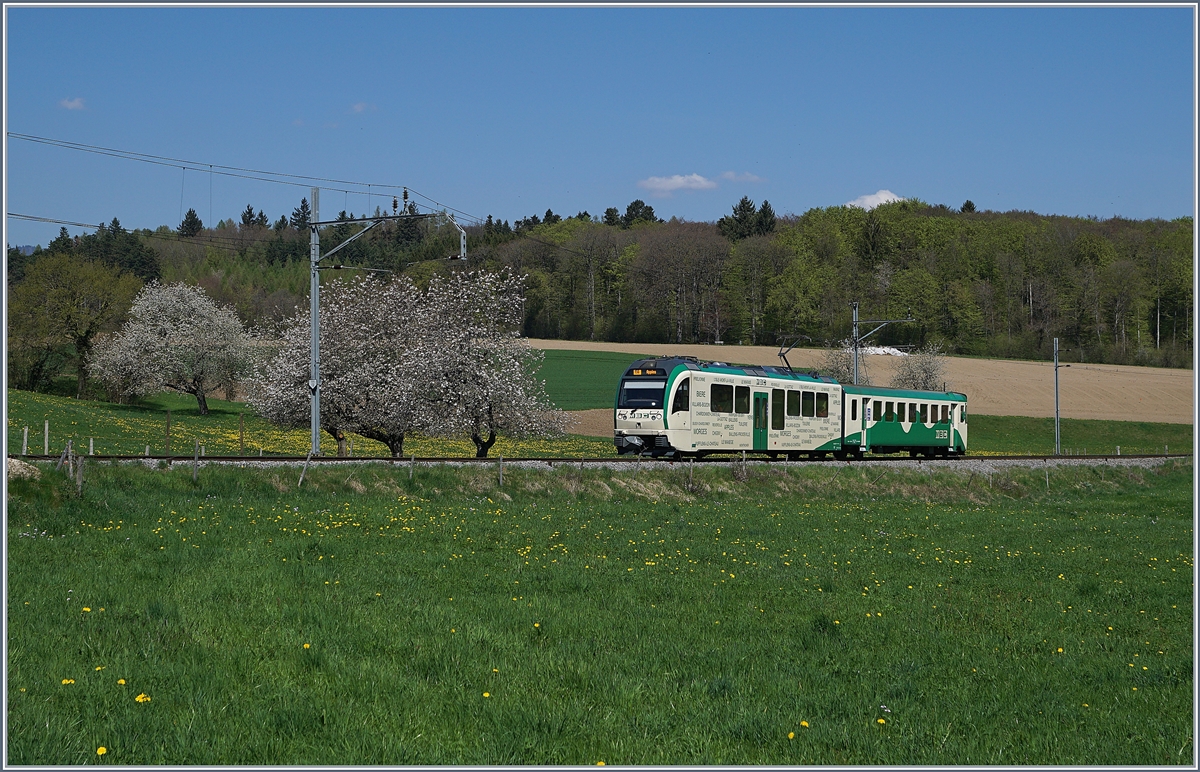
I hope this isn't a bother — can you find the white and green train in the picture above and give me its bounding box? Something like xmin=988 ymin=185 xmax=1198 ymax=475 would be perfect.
xmin=613 ymin=356 xmax=968 ymax=459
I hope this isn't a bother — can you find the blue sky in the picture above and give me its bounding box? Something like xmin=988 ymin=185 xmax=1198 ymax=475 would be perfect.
xmin=4 ymin=5 xmax=1195 ymax=248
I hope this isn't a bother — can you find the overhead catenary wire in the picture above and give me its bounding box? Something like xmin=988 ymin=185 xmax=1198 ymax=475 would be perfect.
xmin=8 ymin=132 xmax=486 ymax=226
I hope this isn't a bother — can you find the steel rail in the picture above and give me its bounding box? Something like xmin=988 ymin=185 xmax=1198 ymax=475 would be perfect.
xmin=9 ymin=453 xmax=1192 ymax=464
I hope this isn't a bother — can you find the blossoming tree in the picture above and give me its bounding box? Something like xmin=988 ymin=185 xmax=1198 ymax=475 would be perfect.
xmin=88 ymin=282 xmax=255 ymax=415
xmin=246 ymin=267 xmax=567 ymax=457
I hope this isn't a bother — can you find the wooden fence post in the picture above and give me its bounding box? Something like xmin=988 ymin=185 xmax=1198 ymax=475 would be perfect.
xmin=498 ymin=455 xmax=504 ymax=486
xmin=166 ymin=410 xmax=171 ymax=455
xmin=193 ymin=439 xmax=199 ymax=483
xmin=89 ymin=438 xmax=94 ymax=456
xmin=22 ymin=426 xmax=28 ymax=457
xmin=44 ymin=420 xmax=49 ymax=455
xmin=239 ymin=413 xmax=244 ymax=456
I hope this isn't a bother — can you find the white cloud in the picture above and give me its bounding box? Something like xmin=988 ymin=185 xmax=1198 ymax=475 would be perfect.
xmin=351 ymin=102 xmax=376 ymax=113
xmin=637 ymin=173 xmax=718 ymax=197
xmin=59 ymin=97 xmax=85 ymax=110
xmin=719 ymin=171 xmax=764 ymax=183
xmin=845 ymin=189 xmax=902 ymax=210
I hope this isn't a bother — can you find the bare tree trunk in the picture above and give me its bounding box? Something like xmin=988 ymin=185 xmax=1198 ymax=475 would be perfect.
xmin=195 ymin=390 xmax=209 ymax=416
xmin=472 ymin=430 xmax=497 ymax=458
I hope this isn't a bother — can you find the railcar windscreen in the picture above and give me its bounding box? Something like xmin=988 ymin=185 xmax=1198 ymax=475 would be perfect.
xmin=618 ymin=379 xmax=666 ymax=409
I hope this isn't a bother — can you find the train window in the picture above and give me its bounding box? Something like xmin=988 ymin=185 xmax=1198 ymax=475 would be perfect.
xmin=771 ymin=389 xmax=785 ymax=430
xmin=802 ymin=391 xmax=815 ymax=417
xmin=671 ymin=378 xmax=690 ymax=414
xmin=619 ymin=379 xmax=666 ymax=409
xmin=961 ymin=405 xmax=967 ymax=423
xmin=786 ymin=390 xmax=801 ymax=416
xmin=851 ymin=399 xmax=858 ymax=421
xmin=885 ymin=401 xmax=894 ymax=421
xmin=711 ymin=384 xmax=733 ymax=413
xmin=940 ymin=404 xmax=948 ymax=424
xmin=920 ymin=404 xmax=928 ymax=423
xmin=816 ymin=392 xmax=829 ymax=418
xmin=909 ymin=403 xmax=917 ymax=423
xmin=735 ymin=385 xmax=750 ymax=414
xmin=873 ymin=400 xmax=882 ymax=422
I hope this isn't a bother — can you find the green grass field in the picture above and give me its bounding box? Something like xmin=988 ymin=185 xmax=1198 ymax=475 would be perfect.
xmin=6 ymin=458 xmax=1193 ymax=764
xmin=5 ymin=390 xmax=617 ymax=459
xmin=538 ymin=349 xmax=652 ymax=411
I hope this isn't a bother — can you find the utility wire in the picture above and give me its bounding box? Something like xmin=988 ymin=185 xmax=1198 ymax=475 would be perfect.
xmin=8 ymin=132 xmax=485 ymax=225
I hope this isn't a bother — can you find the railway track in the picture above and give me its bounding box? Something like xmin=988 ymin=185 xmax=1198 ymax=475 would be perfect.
xmin=9 ymin=452 xmax=1191 ymax=465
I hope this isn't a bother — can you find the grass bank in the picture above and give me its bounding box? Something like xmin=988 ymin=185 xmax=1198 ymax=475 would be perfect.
xmin=7 ymin=458 xmax=1193 ymax=764
xmin=5 ymin=390 xmax=616 ymax=459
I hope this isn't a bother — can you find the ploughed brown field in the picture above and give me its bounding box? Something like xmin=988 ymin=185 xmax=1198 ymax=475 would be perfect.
xmin=527 ymin=339 xmax=1195 ymax=438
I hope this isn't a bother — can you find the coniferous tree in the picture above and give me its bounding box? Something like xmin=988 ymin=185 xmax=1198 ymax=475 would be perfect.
xmin=718 ymin=196 xmax=758 ymax=241
xmin=755 ymin=200 xmax=777 ymax=236
xmin=254 ymin=209 xmax=269 ymax=228
xmin=179 ymin=208 xmax=204 ymax=237
xmin=622 ymin=200 xmax=658 ymax=228
xmin=603 ymin=207 xmax=621 ymax=227
xmin=273 ymin=215 xmax=289 ymax=233
xmin=961 ymin=200 xmax=976 ymax=213
xmin=241 ymin=205 xmax=257 ymax=227
xmin=48 ymin=227 xmax=75 ymax=254
xmin=290 ymin=198 xmax=312 ymax=230
xmin=543 ymin=209 xmax=562 ymax=225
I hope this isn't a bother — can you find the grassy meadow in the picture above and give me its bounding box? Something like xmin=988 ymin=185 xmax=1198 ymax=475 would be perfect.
xmin=5 ymin=389 xmax=617 ymax=459
xmin=6 ymin=457 xmax=1193 ymax=764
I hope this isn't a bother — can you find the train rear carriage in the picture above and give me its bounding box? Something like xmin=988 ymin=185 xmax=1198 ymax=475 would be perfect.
xmin=614 ymin=357 xmax=844 ymax=458
xmin=841 ymin=385 xmax=968 ymax=457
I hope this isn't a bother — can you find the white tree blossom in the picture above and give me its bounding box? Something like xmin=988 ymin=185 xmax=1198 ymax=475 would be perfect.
xmin=417 ymin=269 xmax=570 ymax=456
xmin=246 ymin=267 xmax=568 ymax=457
xmin=890 ymin=341 xmax=948 ymax=391
xmin=88 ymin=282 xmax=254 ymax=415
xmin=245 ymin=274 xmax=423 ymax=456
xmin=821 ymin=338 xmax=871 ymax=385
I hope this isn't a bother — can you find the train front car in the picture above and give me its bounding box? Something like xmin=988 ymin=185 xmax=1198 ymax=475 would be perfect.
xmin=613 ymin=358 xmax=694 ymax=457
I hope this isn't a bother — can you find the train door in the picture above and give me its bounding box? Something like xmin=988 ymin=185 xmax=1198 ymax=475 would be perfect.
xmin=752 ymin=393 xmax=768 ymax=451
xmin=668 ymin=377 xmax=690 ymax=434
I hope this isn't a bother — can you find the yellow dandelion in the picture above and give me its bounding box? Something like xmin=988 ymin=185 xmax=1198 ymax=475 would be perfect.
xmin=135 ymin=692 xmax=151 ymax=703
xmin=483 ymin=692 xmax=490 ymax=698
xmin=82 ymin=607 xmax=91 ymax=612
xmin=534 ymin=623 xmax=540 ymax=628
xmin=1057 ymin=648 xmax=1063 ymax=653
xmin=788 ymin=732 xmax=795 ymax=739
xmin=95 ymin=666 xmax=105 ymax=671
xmin=303 ymin=643 xmax=310 ymax=649
xmin=877 ymin=718 xmax=886 ymax=724
xmin=597 ymin=762 xmax=605 ymax=766
xmin=61 ymin=679 xmax=74 ymax=685
xmin=117 ymin=679 xmax=125 ymax=685
xmin=97 ymin=747 xmax=107 ymax=756
xmin=493 ymin=668 xmax=499 ymax=672
xmin=800 ymin=721 xmax=809 ymax=727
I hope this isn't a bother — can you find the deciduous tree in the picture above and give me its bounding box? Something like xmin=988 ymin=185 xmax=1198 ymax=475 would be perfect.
xmin=11 ymin=253 xmax=141 ymax=398
xmin=88 ymin=282 xmax=255 ymax=414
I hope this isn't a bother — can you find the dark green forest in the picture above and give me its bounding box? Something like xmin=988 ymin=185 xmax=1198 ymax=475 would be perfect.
xmin=6 ymin=195 xmax=1193 ymax=395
